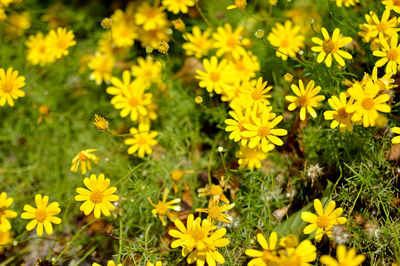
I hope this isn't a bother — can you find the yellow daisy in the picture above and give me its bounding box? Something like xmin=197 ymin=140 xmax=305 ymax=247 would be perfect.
xmin=182 ymin=26 xmax=213 ymax=58
xmin=198 ymin=185 xmax=230 ymax=204
xmin=0 ymin=192 xmax=17 ymax=232
xmin=285 ymin=79 xmax=325 ymax=121
xmin=235 ymin=144 xmax=267 ymax=171
xmin=245 ymin=232 xmax=279 ymax=266
xmin=373 ymin=35 xmax=400 ymax=74
xmin=162 ymin=0 xmax=195 ymax=14
xmin=148 ymin=188 xmax=181 ymax=226
xmin=45 ymin=27 xmax=76 ymax=59
xmin=301 ymin=199 xmax=347 ymax=242
xmin=195 ymin=199 xmax=235 ymax=223
xmin=239 ymin=77 xmax=272 ymax=111
xmin=243 ymin=107 xmax=287 ymax=153
xmin=267 ymin=20 xmax=305 ymax=61
xmin=362 ymin=10 xmax=399 ymax=42
xmin=311 ymin=27 xmax=352 ymax=67
xmin=383 ymin=0 xmax=400 ymax=14
xmin=131 ymin=57 xmax=162 ymax=87
xmin=93 ymin=114 xmax=109 ymax=132
xmin=324 ymin=92 xmax=355 ymax=132
xmin=278 ymin=239 xmax=317 ymax=265
xmin=225 ymin=107 xmax=251 ymax=145
xmin=70 ymin=149 xmax=99 ymax=175
xmin=213 ymin=23 xmax=247 ymax=58
xmin=391 ymin=127 xmax=400 ymax=144
xmin=347 ymin=80 xmax=391 ymax=127
xmin=320 ymin=245 xmax=365 ymax=266
xmin=196 ymin=56 xmax=233 ymax=94
xmin=135 ymin=2 xmax=168 ymax=31
xmin=124 ymin=123 xmax=158 ymax=157
xmin=0 ymin=67 xmax=25 ymax=107
xmin=21 ymin=194 xmax=61 ymax=236
xmin=25 ymin=32 xmax=55 ymax=66
xmin=88 ymin=52 xmax=114 ymax=85
xmin=75 ymin=173 xmax=119 ymax=219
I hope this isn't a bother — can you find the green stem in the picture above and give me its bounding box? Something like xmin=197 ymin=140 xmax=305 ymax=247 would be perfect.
xmin=195 ymin=0 xmax=212 ymax=27
xmin=118 ymin=218 xmax=123 ymax=263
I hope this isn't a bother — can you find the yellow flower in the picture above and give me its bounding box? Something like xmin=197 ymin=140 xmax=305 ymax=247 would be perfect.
xmin=172 ymin=18 xmax=185 ymax=32
xmin=324 ymin=92 xmax=355 ymax=132
xmin=196 ymin=56 xmax=233 ymax=94
xmin=301 ymin=199 xmax=347 ymax=242
xmin=243 ymin=107 xmax=287 ymax=153
xmin=146 ymin=262 xmax=162 ymax=266
xmin=225 ymin=107 xmax=251 ymax=145
xmin=311 ymin=27 xmax=352 ymax=67
xmin=0 ymin=192 xmax=17 ymax=232
xmin=0 ymin=230 xmax=12 ymax=254
xmin=391 ymin=127 xmax=400 ymax=144
xmin=235 ymin=144 xmax=267 ymax=171
xmin=135 ymin=2 xmax=167 ymax=31
xmin=124 ymin=123 xmax=158 ymax=157
xmin=383 ymin=0 xmax=400 ymax=14
xmin=320 ymin=245 xmax=365 ymax=266
xmin=227 ymin=0 xmax=247 ymax=10
xmin=100 ymin=17 xmax=112 ymax=29
xmin=239 ymin=77 xmax=272 ymax=111
xmin=285 ymin=79 xmax=325 ymax=121
xmin=111 ymin=11 xmax=137 ymax=48
xmin=75 ymin=173 xmax=119 ymax=219
xmin=45 ymin=27 xmax=76 ymax=59
xmin=267 ymin=20 xmax=305 ymax=61
xmin=245 ymin=232 xmax=279 ymax=266
xmin=277 ymin=239 xmax=317 ymax=266
xmin=93 ymin=260 xmax=122 ymax=266
xmin=0 ymin=8 xmax=6 ymax=23
xmin=182 ymin=26 xmax=213 ymax=58
xmin=70 ymin=149 xmax=99 ymax=175
xmin=198 ymin=185 xmax=229 ymax=203
xmin=88 ymin=53 xmax=114 ymax=85
xmin=25 ymin=32 xmax=55 ymax=66
xmin=334 ymin=0 xmax=359 ymax=7
xmin=229 ymin=51 xmax=260 ymax=82
xmin=364 ymin=66 xmax=396 ymax=91
xmin=195 ymin=199 xmax=235 ymax=223
xmin=213 ymin=24 xmax=247 ymax=58
xmin=148 ymin=188 xmax=181 ymax=226
xmin=373 ymin=35 xmax=400 ymax=74
xmin=162 ymin=0 xmax=194 ymax=14
xmin=5 ymin=12 xmax=30 ymax=38
xmin=107 ymin=70 xmax=137 ymax=96
xmin=347 ymin=80 xmax=391 ymax=127
xmin=137 ymin=26 xmax=171 ymax=49
xmin=361 ymin=10 xmax=399 ymax=42
xmin=131 ymin=57 xmax=162 ymax=86
xmin=110 ymin=75 xmax=152 ymax=121
xmin=21 ymin=194 xmax=61 ymax=236
xmin=93 ymin=114 xmax=109 ymax=131
xmin=0 ymin=67 xmax=25 ymax=107
xmin=157 ymin=41 xmax=169 ymax=54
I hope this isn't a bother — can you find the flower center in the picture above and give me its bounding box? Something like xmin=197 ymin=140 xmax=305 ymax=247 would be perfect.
xmin=155 ymin=203 xmax=167 ymax=215
xmin=137 ymin=136 xmax=148 ymax=145
xmin=281 ymin=39 xmax=289 ymax=48
xmin=335 ymin=108 xmax=349 ymax=121
xmin=251 ymin=89 xmax=263 ymax=100
xmin=377 ymin=22 xmax=388 ymax=33
xmin=208 ymin=206 xmax=221 ymax=219
xmin=226 ymin=37 xmax=237 ymax=48
xmin=258 ymin=126 xmax=270 ymax=138
xmin=361 ymin=97 xmax=375 ymax=110
xmin=1 ymin=82 xmax=13 ymax=93
xmin=235 ymin=0 xmax=247 ymax=8
xmin=394 ymin=0 xmax=400 ymax=6
xmin=238 ymin=120 xmax=246 ymax=131
xmin=262 ymin=250 xmax=272 ymax=263
xmin=387 ymin=48 xmax=399 ymax=61
xmin=322 ymin=39 xmax=335 ymax=54
xmin=210 ymin=185 xmax=223 ymax=196
xmin=78 ymin=152 xmax=88 ymax=161
xmin=129 ymin=96 xmax=140 ymax=106
xmin=35 ymin=210 xmax=47 ymax=222
xmin=316 ymin=215 xmax=330 ymax=228
xmin=90 ymin=190 xmax=104 ymax=204
xmin=192 ymin=228 xmax=206 ymax=240
xmin=0 ymin=208 xmax=5 ymax=218
xmin=210 ymin=72 xmax=220 ymax=82
xmin=296 ymin=95 xmax=309 ymax=107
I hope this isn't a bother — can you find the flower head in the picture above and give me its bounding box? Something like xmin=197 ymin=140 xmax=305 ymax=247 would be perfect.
xmin=198 ymin=185 xmax=229 ymax=204
xmin=373 ymin=35 xmax=400 ymax=74
xmin=75 ymin=173 xmax=119 ymax=219
xmin=383 ymin=0 xmax=400 ymax=14
xmin=301 ymin=199 xmax=347 ymax=242
xmin=324 ymin=92 xmax=355 ymax=132
xmin=124 ymin=123 xmax=158 ymax=157
xmin=88 ymin=52 xmax=114 ymax=85
xmin=182 ymin=26 xmax=213 ymax=58
xmin=131 ymin=57 xmax=162 ymax=87
xmin=25 ymin=32 xmax=55 ymax=66
xmin=213 ymin=24 xmax=247 ymax=58
xmin=320 ymin=245 xmax=365 ymax=266
xmin=0 ymin=192 xmax=17 ymax=232
xmin=135 ymin=2 xmax=167 ymax=31
xmin=286 ymin=79 xmax=325 ymax=121
xmin=361 ymin=10 xmax=399 ymax=43
xmin=239 ymin=78 xmax=272 ymax=111
xmin=148 ymin=188 xmax=181 ymax=226
xmin=21 ymin=194 xmax=61 ymax=236
xmin=245 ymin=232 xmax=279 ymax=265
xmin=195 ymin=199 xmax=235 ymax=223
xmin=45 ymin=27 xmax=76 ymax=59
xmin=162 ymin=0 xmax=195 ymax=14
xmin=267 ymin=20 xmax=305 ymax=61
xmin=235 ymin=144 xmax=267 ymax=170
xmin=0 ymin=67 xmax=25 ymax=107
xmin=70 ymin=149 xmax=99 ymax=175
xmin=311 ymin=27 xmax=352 ymax=67
xmin=93 ymin=114 xmax=109 ymax=132
xmin=391 ymin=127 xmax=400 ymax=144
xmin=196 ymin=56 xmax=233 ymax=94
